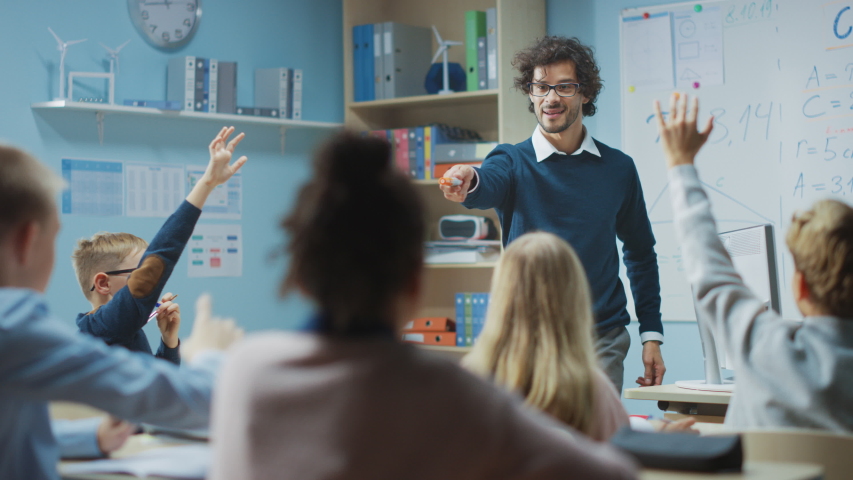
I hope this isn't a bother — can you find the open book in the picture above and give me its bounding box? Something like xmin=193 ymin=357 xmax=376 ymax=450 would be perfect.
xmin=61 ymin=444 xmax=209 ymax=479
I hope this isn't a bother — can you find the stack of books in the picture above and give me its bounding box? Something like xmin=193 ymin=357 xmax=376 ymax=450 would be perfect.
xmin=365 ymin=124 xmax=495 ymax=180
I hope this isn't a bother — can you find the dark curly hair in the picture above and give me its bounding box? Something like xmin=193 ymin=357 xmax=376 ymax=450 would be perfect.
xmin=512 ymin=36 xmax=603 ymax=117
xmin=280 ymin=131 xmax=425 ymax=334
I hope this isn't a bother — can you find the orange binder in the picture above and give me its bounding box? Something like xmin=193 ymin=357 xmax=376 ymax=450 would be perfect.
xmin=402 ymin=317 xmax=455 ymax=332
xmin=401 ymin=331 xmax=456 ymax=346
xmin=433 ymin=162 xmax=481 ymax=179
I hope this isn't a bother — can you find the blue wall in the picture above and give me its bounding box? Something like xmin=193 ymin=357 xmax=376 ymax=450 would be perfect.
xmin=0 ymin=1 xmax=342 ymax=342
xmin=547 ymin=0 xmax=707 ymax=415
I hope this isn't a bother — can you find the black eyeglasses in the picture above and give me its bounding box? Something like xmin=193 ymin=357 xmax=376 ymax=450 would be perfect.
xmin=527 ymin=82 xmax=582 ymax=98
xmin=90 ymin=268 xmax=137 ymax=291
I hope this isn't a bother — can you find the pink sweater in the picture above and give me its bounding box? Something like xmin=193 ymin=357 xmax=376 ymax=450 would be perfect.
xmin=589 ymin=368 xmax=631 ymax=441
xmin=210 ymin=332 xmax=637 ymax=480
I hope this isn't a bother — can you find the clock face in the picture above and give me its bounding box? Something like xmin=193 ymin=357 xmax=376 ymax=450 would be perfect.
xmin=127 ymin=0 xmax=201 ymax=49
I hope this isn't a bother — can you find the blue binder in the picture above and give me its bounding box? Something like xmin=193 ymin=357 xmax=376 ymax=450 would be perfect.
xmin=352 ymin=25 xmax=362 ymax=102
xmin=363 ymin=23 xmax=375 ymax=101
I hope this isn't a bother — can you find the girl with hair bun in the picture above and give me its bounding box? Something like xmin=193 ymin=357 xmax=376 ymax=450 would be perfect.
xmin=209 ymin=131 xmax=637 ymax=480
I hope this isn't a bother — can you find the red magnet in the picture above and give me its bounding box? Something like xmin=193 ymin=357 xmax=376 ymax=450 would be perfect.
xmin=643 ymin=12 xmax=650 ymax=19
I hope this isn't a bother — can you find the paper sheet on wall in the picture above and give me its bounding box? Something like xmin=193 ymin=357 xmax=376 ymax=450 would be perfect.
xmin=61 ymin=158 xmax=124 ymax=216
xmin=673 ymin=6 xmax=724 ymax=89
xmin=185 ymin=165 xmax=242 ymax=220
xmin=621 ymin=12 xmax=675 ymax=92
xmin=187 ymin=224 xmax=242 ymax=277
xmin=125 ymin=163 xmax=186 ymax=217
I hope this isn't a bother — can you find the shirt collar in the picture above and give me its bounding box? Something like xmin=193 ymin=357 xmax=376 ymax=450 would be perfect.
xmin=531 ymin=125 xmax=601 ymax=162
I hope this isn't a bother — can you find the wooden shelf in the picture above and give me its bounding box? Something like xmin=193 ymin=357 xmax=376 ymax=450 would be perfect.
xmin=348 ymin=89 xmax=497 ymax=110
xmin=31 ymin=100 xmax=342 ymax=153
xmin=425 ymin=262 xmax=497 ymax=269
xmin=418 ymin=345 xmax=472 ymax=354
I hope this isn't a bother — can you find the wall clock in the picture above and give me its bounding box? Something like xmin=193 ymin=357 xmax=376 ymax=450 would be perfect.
xmin=127 ymin=0 xmax=201 ymax=49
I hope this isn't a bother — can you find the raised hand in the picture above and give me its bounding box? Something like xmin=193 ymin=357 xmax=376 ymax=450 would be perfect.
xmin=187 ymin=127 xmax=248 ymax=209
xmin=181 ymin=293 xmax=244 ymax=362
xmin=654 ymin=93 xmax=714 ymax=169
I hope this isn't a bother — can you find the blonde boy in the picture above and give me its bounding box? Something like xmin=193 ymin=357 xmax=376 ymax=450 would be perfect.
xmin=72 ymin=127 xmax=247 ymax=364
xmin=0 ymin=127 xmax=246 ymax=479
xmin=656 ymin=93 xmax=853 ymax=431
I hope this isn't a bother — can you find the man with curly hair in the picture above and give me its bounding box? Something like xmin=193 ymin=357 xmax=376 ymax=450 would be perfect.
xmin=440 ymin=36 xmax=664 ymax=394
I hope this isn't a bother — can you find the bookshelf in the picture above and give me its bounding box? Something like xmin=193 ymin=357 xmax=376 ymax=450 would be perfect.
xmin=31 ymin=101 xmax=342 ymax=154
xmin=343 ymin=0 xmax=546 ymax=351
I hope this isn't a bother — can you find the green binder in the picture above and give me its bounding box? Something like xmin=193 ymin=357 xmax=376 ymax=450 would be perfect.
xmin=465 ymin=11 xmax=486 ymax=92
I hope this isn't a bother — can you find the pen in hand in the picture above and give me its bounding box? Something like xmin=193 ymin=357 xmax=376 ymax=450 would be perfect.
xmin=439 ymin=177 xmax=462 ymax=187
xmin=148 ymin=294 xmax=178 ymax=322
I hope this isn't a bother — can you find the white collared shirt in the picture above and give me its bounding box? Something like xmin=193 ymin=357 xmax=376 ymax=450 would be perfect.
xmin=531 ymin=125 xmax=600 ymax=162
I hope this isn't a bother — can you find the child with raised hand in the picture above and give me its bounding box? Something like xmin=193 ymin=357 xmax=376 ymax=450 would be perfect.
xmin=73 ymin=126 xmax=247 ymax=363
xmin=209 ymin=131 xmax=637 ymax=480
xmin=0 ymin=138 xmax=244 ymax=479
xmin=656 ymin=92 xmax=853 ymax=431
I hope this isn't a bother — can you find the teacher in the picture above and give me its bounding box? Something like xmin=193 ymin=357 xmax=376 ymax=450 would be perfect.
xmin=440 ymin=36 xmax=664 ymax=393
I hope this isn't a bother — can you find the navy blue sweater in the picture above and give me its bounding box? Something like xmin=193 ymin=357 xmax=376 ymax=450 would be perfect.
xmin=77 ymin=200 xmax=202 ymax=364
xmin=463 ymin=138 xmax=663 ymax=337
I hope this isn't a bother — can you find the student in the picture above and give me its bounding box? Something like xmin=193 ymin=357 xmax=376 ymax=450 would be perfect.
xmin=656 ymin=93 xmax=853 ymax=432
xmin=463 ymin=232 xmax=693 ymax=440
xmin=72 ymin=126 xmax=247 ymax=364
xmin=208 ymin=132 xmax=636 ymax=480
xmin=0 ymin=130 xmax=244 ymax=480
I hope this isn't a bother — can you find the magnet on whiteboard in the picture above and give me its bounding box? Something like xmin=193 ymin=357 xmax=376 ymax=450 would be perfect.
xmin=643 ymin=12 xmax=650 ymax=19
xmin=692 ymin=81 xmax=700 ymax=89
xmin=694 ymin=4 xmax=703 ymax=12
xmin=628 ymin=86 xmax=636 ymax=93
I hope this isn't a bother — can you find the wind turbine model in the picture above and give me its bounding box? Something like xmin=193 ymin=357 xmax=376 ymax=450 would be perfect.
xmin=48 ymin=27 xmax=87 ymax=100
xmin=431 ymin=26 xmax=463 ymax=95
xmin=100 ymin=40 xmax=131 ymax=75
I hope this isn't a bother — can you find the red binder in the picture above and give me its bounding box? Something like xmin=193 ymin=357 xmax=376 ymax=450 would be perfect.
xmin=401 ymin=331 xmax=456 ymax=346
xmin=402 ymin=317 xmax=455 ymax=332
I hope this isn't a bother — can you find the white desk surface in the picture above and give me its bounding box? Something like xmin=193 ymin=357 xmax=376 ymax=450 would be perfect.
xmin=624 ymin=384 xmax=732 ymax=405
xmin=641 ymin=461 xmax=822 ymax=480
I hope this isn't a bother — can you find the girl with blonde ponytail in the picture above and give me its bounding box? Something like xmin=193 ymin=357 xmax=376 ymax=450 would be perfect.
xmin=463 ymin=231 xmax=630 ymax=440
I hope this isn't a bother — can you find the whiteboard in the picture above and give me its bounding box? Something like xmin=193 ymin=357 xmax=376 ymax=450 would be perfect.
xmin=620 ymin=0 xmax=853 ymax=320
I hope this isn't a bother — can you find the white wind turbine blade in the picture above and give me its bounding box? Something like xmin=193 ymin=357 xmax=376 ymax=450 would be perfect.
xmin=431 ymin=45 xmax=448 ymax=64
xmin=66 ymin=38 xmax=88 ymax=46
xmin=48 ymin=27 xmax=63 ymax=47
xmin=446 ymin=40 xmax=463 ymax=46
xmin=115 ymin=39 xmax=131 ymax=52
xmin=431 ymin=25 xmax=443 ymax=45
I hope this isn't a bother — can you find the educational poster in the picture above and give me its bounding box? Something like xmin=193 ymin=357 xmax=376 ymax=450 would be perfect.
xmin=187 ymin=224 xmax=242 ymax=278
xmin=621 ymin=12 xmax=675 ymax=92
xmin=672 ymin=6 xmax=724 ymax=89
xmin=125 ymin=163 xmax=185 ymax=217
xmin=61 ymin=158 xmax=124 ymax=216
xmin=185 ymin=165 xmax=242 ymax=220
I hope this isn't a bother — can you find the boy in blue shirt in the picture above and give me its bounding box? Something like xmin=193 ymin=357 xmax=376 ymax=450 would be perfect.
xmin=0 ymin=127 xmax=246 ymax=479
xmin=72 ymin=127 xmax=247 ymax=364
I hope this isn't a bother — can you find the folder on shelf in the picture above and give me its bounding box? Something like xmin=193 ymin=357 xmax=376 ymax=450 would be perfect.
xmin=401 ymin=331 xmax=456 ymax=346
xmin=292 ymin=69 xmax=303 ymax=120
xmin=424 ymin=126 xmax=433 ymax=180
xmin=433 ymin=162 xmax=481 ymax=179
xmin=123 ymin=100 xmax=183 ymax=110
xmin=167 ymin=56 xmax=205 ymax=111
xmin=414 ymin=126 xmax=425 ymax=179
xmin=373 ymin=22 xmax=385 ymax=100
xmin=407 ymin=129 xmax=417 ymax=178
xmin=352 ymin=24 xmax=363 ymax=102
xmin=402 ymin=317 xmax=455 ymax=332
xmin=477 ymin=36 xmax=487 ymax=90
xmin=255 ymin=68 xmax=292 ymax=119
xmin=382 ymin=22 xmax=432 ymax=99
xmin=363 ymin=24 xmax=375 ymax=101
xmin=217 ymin=61 xmax=237 ymax=114
xmin=205 ymin=59 xmax=218 ymax=112
xmin=393 ymin=128 xmax=410 ymax=175
xmin=465 ymin=11 xmax=486 ymax=92
xmin=486 ymin=8 xmax=498 ymax=90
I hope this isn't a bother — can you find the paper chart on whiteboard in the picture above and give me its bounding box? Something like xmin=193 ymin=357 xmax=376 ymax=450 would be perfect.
xmin=187 ymin=224 xmax=242 ymax=278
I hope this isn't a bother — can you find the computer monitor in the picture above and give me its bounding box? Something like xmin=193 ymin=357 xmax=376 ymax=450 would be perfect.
xmin=676 ymin=224 xmax=781 ymax=392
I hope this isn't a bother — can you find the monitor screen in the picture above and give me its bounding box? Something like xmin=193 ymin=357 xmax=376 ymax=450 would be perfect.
xmin=676 ymin=224 xmax=780 ymax=391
